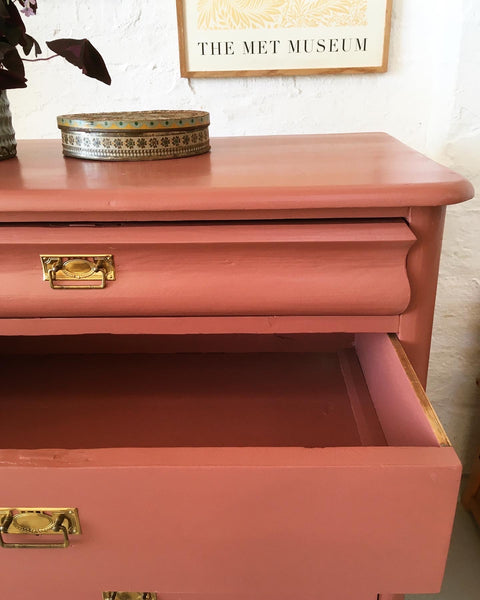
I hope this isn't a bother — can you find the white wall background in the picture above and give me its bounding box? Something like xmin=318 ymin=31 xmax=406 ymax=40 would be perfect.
xmin=8 ymin=0 xmax=480 ymax=468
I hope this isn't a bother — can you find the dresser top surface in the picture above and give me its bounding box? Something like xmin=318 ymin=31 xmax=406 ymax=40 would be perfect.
xmin=0 ymin=133 xmax=473 ymax=221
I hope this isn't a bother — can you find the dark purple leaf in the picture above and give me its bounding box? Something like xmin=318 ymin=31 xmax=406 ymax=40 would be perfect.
xmin=0 ymin=0 xmax=37 ymax=55
xmin=0 ymin=1 xmax=26 ymax=47
xmin=0 ymin=43 xmax=25 ymax=80
xmin=0 ymin=41 xmax=14 ymax=60
xmin=0 ymin=1 xmax=10 ymax=19
xmin=46 ymin=38 xmax=111 ymax=85
xmin=22 ymin=33 xmax=41 ymax=56
xmin=0 ymin=66 xmax=27 ymax=89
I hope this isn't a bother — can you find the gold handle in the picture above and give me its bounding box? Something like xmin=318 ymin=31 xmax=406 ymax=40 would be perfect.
xmin=0 ymin=508 xmax=81 ymax=549
xmin=40 ymin=255 xmax=115 ymax=289
xmin=48 ymin=264 xmax=106 ymax=289
xmin=103 ymin=594 xmax=157 ymax=600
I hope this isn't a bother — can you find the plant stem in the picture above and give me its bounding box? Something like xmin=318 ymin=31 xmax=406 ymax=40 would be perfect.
xmin=22 ymin=54 xmax=59 ymax=62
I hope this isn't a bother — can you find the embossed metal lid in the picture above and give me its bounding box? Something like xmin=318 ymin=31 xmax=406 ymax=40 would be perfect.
xmin=57 ymin=110 xmax=210 ymax=132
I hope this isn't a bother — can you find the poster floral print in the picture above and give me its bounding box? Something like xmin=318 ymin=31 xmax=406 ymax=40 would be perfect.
xmin=197 ymin=0 xmax=368 ymax=30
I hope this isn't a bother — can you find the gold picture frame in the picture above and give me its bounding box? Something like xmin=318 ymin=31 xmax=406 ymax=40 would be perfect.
xmin=176 ymin=0 xmax=393 ymax=78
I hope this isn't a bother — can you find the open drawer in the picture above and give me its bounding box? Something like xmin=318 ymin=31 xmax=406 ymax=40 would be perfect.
xmin=0 ymin=220 xmax=415 ymax=317
xmin=0 ymin=334 xmax=460 ymax=600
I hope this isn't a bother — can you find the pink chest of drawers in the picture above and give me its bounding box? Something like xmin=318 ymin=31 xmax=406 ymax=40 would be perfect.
xmin=0 ymin=134 xmax=474 ymax=600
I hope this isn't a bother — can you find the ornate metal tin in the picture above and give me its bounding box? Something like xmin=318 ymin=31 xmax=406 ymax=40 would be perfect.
xmin=57 ymin=110 xmax=210 ymax=161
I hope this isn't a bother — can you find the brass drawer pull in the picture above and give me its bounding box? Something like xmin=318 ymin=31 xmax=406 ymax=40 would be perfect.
xmin=0 ymin=508 xmax=81 ymax=548
xmin=103 ymin=594 xmax=157 ymax=600
xmin=40 ymin=255 xmax=116 ymax=289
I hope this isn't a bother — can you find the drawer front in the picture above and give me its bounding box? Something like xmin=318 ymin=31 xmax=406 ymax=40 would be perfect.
xmin=0 ymin=335 xmax=460 ymax=599
xmin=0 ymin=450 xmax=458 ymax=600
xmin=0 ymin=221 xmax=415 ymax=317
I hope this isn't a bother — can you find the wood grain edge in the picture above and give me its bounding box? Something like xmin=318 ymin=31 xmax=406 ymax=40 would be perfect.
xmin=176 ymin=0 xmax=189 ymax=78
xmin=388 ymin=333 xmax=451 ymax=447
xmin=182 ymin=65 xmax=389 ymax=79
xmin=381 ymin=0 xmax=394 ymax=72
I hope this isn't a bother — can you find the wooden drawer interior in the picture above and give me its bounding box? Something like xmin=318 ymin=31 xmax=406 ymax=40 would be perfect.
xmin=0 ymin=333 xmax=446 ymax=451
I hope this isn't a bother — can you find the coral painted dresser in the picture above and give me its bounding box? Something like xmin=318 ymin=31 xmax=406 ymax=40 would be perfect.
xmin=0 ymin=134 xmax=473 ymax=600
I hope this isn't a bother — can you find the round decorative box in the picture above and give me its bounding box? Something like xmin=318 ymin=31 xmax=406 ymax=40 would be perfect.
xmin=57 ymin=110 xmax=210 ymax=161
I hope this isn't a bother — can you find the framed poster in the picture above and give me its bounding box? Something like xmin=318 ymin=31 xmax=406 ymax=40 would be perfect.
xmin=176 ymin=0 xmax=393 ymax=78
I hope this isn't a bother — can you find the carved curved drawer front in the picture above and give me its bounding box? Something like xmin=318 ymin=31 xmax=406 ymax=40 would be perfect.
xmin=0 ymin=220 xmax=415 ymax=318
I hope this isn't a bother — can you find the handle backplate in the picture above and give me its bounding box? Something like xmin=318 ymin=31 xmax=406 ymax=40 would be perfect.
xmin=0 ymin=507 xmax=81 ymax=548
xmin=40 ymin=255 xmax=115 ymax=289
